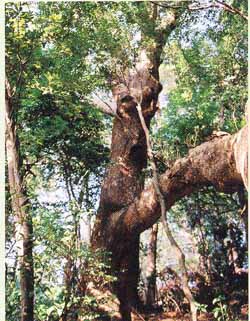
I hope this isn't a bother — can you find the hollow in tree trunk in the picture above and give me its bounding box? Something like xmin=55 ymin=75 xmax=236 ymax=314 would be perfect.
xmin=91 ymin=56 xmax=163 ymax=319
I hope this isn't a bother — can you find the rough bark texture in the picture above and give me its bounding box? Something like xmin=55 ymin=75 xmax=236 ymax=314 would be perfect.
xmin=233 ymin=123 xmax=248 ymax=190
xmin=91 ymin=52 xmax=163 ymax=320
xmin=89 ymin=4 xmax=247 ymax=319
xmin=91 ymin=118 xmax=247 ymax=320
xmin=114 ymin=125 xmax=247 ymax=236
xmin=5 ymin=78 xmax=34 ymax=321
xmin=91 ymin=6 xmax=182 ymax=319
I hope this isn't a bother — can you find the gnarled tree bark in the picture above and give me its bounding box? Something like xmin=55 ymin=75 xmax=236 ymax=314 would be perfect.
xmin=90 ymin=5 xmax=181 ymax=319
xmin=90 ymin=4 xmax=247 ymax=319
xmin=91 ymin=116 xmax=247 ymax=320
xmin=91 ymin=50 xmax=163 ymax=320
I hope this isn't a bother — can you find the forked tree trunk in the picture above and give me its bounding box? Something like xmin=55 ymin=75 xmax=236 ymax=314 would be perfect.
xmin=90 ymin=4 xmax=247 ymax=319
xmin=91 ymin=115 xmax=247 ymax=320
xmin=5 ymin=78 xmax=34 ymax=321
xmin=91 ymin=52 xmax=163 ymax=320
xmin=90 ymin=39 xmax=248 ymax=318
xmin=91 ymin=6 xmax=179 ymax=318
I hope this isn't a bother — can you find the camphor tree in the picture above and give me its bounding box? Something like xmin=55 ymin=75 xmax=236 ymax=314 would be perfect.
xmin=89 ymin=2 xmax=248 ymax=320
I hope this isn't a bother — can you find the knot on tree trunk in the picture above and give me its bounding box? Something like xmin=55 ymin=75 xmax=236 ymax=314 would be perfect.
xmin=112 ymin=52 xmax=163 ymax=120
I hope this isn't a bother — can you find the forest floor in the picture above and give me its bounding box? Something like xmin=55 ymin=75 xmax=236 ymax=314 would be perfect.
xmin=131 ymin=307 xmax=248 ymax=321
xmin=132 ymin=311 xmax=212 ymax=321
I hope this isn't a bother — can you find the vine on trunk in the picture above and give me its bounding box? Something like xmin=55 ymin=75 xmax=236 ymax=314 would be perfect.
xmin=136 ymin=102 xmax=198 ymax=321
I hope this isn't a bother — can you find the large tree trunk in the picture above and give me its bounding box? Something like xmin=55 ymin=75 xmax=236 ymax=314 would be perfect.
xmin=91 ymin=51 xmax=163 ymax=320
xmin=90 ymin=9 xmax=178 ymax=319
xmin=5 ymin=78 xmax=34 ymax=321
xmin=91 ymin=116 xmax=247 ymax=319
xmin=90 ymin=4 xmax=247 ymax=319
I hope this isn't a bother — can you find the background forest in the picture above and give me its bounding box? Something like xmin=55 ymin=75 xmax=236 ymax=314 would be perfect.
xmin=5 ymin=1 xmax=248 ymax=321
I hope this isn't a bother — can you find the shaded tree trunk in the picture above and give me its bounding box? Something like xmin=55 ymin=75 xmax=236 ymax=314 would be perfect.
xmin=5 ymin=78 xmax=34 ymax=321
xmin=238 ymin=186 xmax=248 ymax=243
xmin=91 ymin=7 xmax=179 ymax=319
xmin=61 ymin=256 xmax=74 ymax=321
xmin=91 ymin=64 xmax=162 ymax=318
xmin=145 ymin=223 xmax=158 ymax=308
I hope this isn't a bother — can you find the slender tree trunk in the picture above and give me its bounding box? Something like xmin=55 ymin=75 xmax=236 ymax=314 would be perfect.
xmin=5 ymin=78 xmax=34 ymax=321
xmin=238 ymin=187 xmax=248 ymax=243
xmin=145 ymin=223 xmax=158 ymax=308
xmin=61 ymin=257 xmax=74 ymax=321
xmin=82 ymin=176 xmax=92 ymax=244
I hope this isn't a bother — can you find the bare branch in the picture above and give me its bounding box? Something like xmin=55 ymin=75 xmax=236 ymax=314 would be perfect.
xmin=150 ymin=1 xmax=186 ymax=9
xmin=215 ymin=0 xmax=248 ymax=20
xmin=90 ymin=93 xmax=117 ymax=117
xmin=150 ymin=0 xmax=248 ymax=21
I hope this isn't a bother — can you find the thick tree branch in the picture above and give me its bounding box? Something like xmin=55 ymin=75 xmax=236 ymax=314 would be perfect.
xmin=109 ymin=125 xmax=247 ymax=238
xmin=90 ymin=93 xmax=117 ymax=117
